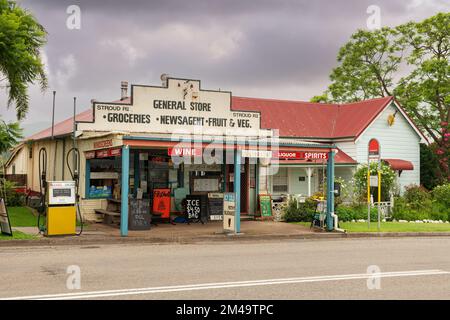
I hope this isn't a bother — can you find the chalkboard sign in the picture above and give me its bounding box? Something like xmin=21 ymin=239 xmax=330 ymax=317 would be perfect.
xmin=258 ymin=194 xmax=272 ymax=218
xmin=208 ymin=193 xmax=223 ymax=221
xmin=0 ymin=198 xmax=13 ymax=236
xmin=185 ymin=195 xmax=207 ymax=223
xmin=128 ymin=198 xmax=151 ymax=230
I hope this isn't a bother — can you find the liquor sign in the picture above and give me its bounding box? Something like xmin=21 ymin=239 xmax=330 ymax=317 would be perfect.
xmin=152 ymin=188 xmax=171 ymax=218
xmin=273 ymin=151 xmax=302 ymax=159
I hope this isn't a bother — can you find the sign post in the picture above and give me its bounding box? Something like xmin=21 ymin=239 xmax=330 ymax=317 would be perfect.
xmin=367 ymin=139 xmax=381 ymax=231
xmin=377 ymin=162 xmax=382 ymax=231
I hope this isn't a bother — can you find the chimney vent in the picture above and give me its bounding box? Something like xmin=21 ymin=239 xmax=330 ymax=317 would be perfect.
xmin=121 ymin=81 xmax=128 ymax=100
xmin=160 ymin=73 xmax=169 ymax=87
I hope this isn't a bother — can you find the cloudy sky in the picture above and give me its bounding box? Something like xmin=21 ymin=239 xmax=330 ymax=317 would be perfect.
xmin=0 ymin=0 xmax=448 ymax=136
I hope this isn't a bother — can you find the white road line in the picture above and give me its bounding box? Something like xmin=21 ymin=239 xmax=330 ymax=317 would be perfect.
xmin=2 ymin=269 xmax=449 ymax=300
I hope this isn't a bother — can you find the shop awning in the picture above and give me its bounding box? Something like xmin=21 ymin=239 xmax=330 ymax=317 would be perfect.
xmin=383 ymin=159 xmax=414 ymax=171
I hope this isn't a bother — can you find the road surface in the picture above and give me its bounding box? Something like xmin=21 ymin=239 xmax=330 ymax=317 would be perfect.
xmin=1 ymin=237 xmax=450 ymax=299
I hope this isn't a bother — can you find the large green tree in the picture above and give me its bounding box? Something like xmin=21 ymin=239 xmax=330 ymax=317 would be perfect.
xmin=313 ymin=12 xmax=449 ymax=180
xmin=0 ymin=0 xmax=47 ymax=120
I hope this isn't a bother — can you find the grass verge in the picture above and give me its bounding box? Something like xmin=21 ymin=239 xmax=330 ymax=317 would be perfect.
xmin=0 ymin=230 xmax=37 ymax=240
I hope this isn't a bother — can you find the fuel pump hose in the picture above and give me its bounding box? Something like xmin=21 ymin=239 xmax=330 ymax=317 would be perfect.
xmin=66 ymin=147 xmax=83 ymax=236
xmin=37 ymin=147 xmax=47 ymax=234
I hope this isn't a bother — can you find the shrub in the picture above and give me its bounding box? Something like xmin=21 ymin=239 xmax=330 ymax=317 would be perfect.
xmin=403 ymin=184 xmax=432 ymax=211
xmin=392 ymin=194 xmax=438 ymax=221
xmin=0 ymin=180 xmax=26 ymax=206
xmin=429 ymin=208 xmax=448 ymax=222
xmin=432 ymin=184 xmax=450 ymax=208
xmin=282 ymin=197 xmax=317 ymax=222
xmin=336 ymin=204 xmax=378 ymax=222
xmin=353 ymin=162 xmax=396 ymax=201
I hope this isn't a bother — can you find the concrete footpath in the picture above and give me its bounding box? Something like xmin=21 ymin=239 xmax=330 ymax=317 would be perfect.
xmin=2 ymin=220 xmax=450 ymax=247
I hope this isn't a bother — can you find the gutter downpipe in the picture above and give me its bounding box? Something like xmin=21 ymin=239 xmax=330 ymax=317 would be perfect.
xmin=327 ymin=148 xmax=346 ymax=233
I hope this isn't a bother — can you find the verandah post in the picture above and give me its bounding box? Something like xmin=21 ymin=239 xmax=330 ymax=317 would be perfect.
xmin=234 ymin=148 xmax=241 ymax=233
xmin=120 ymin=145 xmax=130 ymax=237
xmin=326 ymin=150 xmax=335 ymax=231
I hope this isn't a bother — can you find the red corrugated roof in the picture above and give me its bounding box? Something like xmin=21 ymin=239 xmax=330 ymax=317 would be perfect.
xmin=27 ymin=96 xmax=393 ymax=141
xmin=232 ymin=96 xmax=393 ymax=139
xmin=27 ymin=108 xmax=93 ymax=140
xmin=27 ymin=98 xmax=131 ymax=141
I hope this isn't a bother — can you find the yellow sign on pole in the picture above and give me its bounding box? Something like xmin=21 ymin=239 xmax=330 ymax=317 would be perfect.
xmin=378 ymin=170 xmax=381 ymax=203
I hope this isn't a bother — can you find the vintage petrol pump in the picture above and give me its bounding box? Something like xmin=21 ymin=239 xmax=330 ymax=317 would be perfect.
xmin=45 ymin=181 xmax=77 ymax=236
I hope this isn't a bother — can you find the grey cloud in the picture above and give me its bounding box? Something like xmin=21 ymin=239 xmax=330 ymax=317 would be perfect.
xmin=1 ymin=0 xmax=446 ymax=134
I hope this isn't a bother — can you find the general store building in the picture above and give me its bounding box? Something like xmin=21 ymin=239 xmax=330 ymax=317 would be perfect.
xmin=5 ymin=77 xmax=426 ymax=235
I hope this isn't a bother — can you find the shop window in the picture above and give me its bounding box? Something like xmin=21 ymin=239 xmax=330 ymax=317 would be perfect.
xmin=273 ymin=167 xmax=288 ymax=193
xmin=87 ymin=158 xmax=119 ymax=199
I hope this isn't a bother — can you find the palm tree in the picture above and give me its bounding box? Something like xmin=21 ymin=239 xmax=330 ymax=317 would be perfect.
xmin=0 ymin=0 xmax=47 ymax=120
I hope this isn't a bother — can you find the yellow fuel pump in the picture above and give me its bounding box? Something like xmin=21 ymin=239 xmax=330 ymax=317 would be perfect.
xmin=45 ymin=181 xmax=77 ymax=236
xmin=37 ymin=146 xmax=83 ymax=237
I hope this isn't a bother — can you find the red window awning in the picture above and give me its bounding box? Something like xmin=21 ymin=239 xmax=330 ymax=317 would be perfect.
xmin=383 ymin=159 xmax=414 ymax=171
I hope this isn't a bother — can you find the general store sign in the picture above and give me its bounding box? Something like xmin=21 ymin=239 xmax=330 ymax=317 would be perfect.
xmin=77 ymin=78 xmax=264 ymax=136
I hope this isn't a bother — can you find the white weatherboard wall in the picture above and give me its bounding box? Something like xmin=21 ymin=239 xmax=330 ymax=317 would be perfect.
xmin=355 ymin=102 xmax=421 ymax=193
xmin=6 ymin=146 xmax=28 ymax=175
xmin=335 ymin=140 xmax=357 ymax=160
